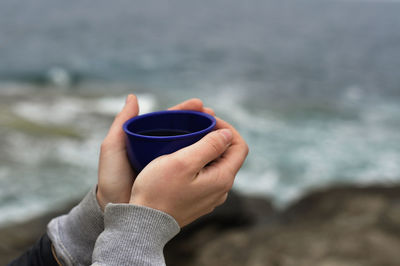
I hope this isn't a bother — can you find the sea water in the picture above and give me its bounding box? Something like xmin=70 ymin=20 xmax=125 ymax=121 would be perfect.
xmin=1 ymin=0 xmax=400 ymax=225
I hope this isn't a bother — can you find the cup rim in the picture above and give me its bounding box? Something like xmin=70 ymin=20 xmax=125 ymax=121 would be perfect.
xmin=123 ymin=110 xmax=216 ymax=140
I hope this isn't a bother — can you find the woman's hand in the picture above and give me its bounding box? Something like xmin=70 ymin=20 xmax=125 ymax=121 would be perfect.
xmin=96 ymin=95 xmax=215 ymax=210
xmin=129 ymin=117 xmax=249 ymax=227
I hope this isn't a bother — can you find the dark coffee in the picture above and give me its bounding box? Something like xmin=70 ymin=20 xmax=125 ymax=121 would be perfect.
xmin=138 ymin=129 xmax=192 ymax=136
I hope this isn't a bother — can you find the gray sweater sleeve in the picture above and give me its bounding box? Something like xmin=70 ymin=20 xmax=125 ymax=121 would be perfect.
xmin=47 ymin=186 xmax=180 ymax=266
xmin=92 ymin=204 xmax=180 ymax=266
xmin=47 ymin=187 xmax=104 ymax=266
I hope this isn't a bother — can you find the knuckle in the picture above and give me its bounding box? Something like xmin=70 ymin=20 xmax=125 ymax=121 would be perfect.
xmin=221 ymin=175 xmax=234 ymax=192
xmin=216 ymin=193 xmax=228 ymax=207
xmin=100 ymin=139 xmax=112 ymax=153
xmin=222 ymin=179 xmax=233 ymax=193
xmin=244 ymin=143 xmax=250 ymax=156
xmin=215 ymin=170 xmax=233 ymax=193
xmin=205 ymin=206 xmax=215 ymax=215
xmin=205 ymin=134 xmax=224 ymax=155
xmin=171 ymin=156 xmax=189 ymax=170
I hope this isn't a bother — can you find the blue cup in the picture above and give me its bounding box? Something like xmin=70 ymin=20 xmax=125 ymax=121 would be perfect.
xmin=123 ymin=110 xmax=216 ymax=172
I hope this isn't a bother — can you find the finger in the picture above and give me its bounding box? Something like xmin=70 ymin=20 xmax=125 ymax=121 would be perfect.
xmin=215 ymin=117 xmax=247 ymax=148
xmin=168 ymin=98 xmax=203 ymax=111
xmin=175 ymin=128 xmax=233 ymax=172
xmin=201 ymin=136 xmax=248 ymax=188
xmin=203 ymin=107 xmax=215 ymax=116
xmin=106 ymin=94 xmax=139 ymax=141
xmin=198 ymin=117 xmax=249 ymax=185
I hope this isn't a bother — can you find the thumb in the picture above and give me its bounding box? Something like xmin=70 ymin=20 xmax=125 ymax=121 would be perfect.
xmin=107 ymin=94 xmax=139 ymax=139
xmin=175 ymin=129 xmax=233 ymax=171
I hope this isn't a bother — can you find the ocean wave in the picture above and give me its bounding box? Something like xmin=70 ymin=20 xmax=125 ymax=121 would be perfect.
xmin=201 ymin=84 xmax=400 ymax=206
xmin=0 ymin=67 xmax=87 ymax=87
xmin=11 ymin=93 xmax=157 ymax=124
xmin=1 ymin=82 xmax=400 ymax=225
xmin=0 ymin=89 xmax=159 ymax=226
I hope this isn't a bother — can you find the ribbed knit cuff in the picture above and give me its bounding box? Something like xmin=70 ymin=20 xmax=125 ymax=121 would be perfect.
xmin=92 ymin=204 xmax=180 ymax=266
xmin=47 ymin=186 xmax=104 ymax=266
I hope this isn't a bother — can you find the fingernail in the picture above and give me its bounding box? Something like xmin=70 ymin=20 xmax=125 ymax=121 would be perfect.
xmin=219 ymin=129 xmax=233 ymax=143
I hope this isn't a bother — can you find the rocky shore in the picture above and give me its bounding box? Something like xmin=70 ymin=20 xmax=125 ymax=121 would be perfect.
xmin=2 ymin=184 xmax=400 ymax=265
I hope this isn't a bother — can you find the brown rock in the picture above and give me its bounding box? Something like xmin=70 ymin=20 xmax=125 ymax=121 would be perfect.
xmin=191 ymin=185 xmax=400 ymax=266
xmin=164 ymin=191 xmax=275 ymax=266
xmin=2 ymin=185 xmax=400 ymax=266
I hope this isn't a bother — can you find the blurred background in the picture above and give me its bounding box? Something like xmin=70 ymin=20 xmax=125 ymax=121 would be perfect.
xmin=1 ymin=0 xmax=400 ymax=233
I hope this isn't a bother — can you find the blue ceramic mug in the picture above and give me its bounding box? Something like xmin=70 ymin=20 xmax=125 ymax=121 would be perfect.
xmin=123 ymin=110 xmax=216 ymax=172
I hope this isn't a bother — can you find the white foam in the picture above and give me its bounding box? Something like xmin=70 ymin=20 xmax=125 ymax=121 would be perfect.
xmin=12 ymin=93 xmax=158 ymax=125
xmin=137 ymin=94 xmax=157 ymax=114
xmin=47 ymin=67 xmax=72 ymax=87
xmin=234 ymin=169 xmax=279 ymax=196
xmin=0 ymin=201 xmax=48 ymax=227
xmin=93 ymin=96 xmax=127 ymax=115
xmin=54 ymin=138 xmax=100 ymax=168
xmin=5 ymin=133 xmax=51 ymax=166
xmin=12 ymin=98 xmax=87 ymax=124
xmin=343 ymin=85 xmax=364 ymax=102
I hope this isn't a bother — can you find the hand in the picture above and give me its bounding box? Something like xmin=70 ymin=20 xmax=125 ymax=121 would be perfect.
xmin=96 ymin=95 xmax=215 ymax=210
xmin=129 ymin=116 xmax=249 ymax=227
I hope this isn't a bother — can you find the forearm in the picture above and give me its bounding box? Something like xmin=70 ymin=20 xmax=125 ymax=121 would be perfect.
xmin=92 ymin=204 xmax=180 ymax=266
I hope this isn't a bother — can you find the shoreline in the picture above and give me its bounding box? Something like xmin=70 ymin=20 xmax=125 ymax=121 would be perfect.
xmin=2 ymin=183 xmax=400 ymax=265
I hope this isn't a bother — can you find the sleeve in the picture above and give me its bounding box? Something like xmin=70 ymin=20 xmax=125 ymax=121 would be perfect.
xmin=47 ymin=186 xmax=104 ymax=266
xmin=91 ymin=204 xmax=180 ymax=266
xmin=7 ymin=233 xmax=59 ymax=266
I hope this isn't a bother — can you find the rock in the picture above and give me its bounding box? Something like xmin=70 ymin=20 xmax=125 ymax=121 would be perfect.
xmin=191 ymin=185 xmax=400 ymax=266
xmin=2 ymin=185 xmax=400 ymax=266
xmin=164 ymin=191 xmax=276 ymax=266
